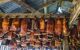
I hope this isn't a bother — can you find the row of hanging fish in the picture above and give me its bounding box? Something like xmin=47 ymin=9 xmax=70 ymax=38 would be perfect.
xmin=0 ymin=17 xmax=68 ymax=36
xmin=0 ymin=17 xmax=79 ymax=48
xmin=0 ymin=17 xmax=68 ymax=47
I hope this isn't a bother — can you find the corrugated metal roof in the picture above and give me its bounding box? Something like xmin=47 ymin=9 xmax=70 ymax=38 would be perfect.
xmin=25 ymin=0 xmax=73 ymax=13
xmin=0 ymin=0 xmax=74 ymax=14
xmin=0 ymin=1 xmax=23 ymax=13
xmin=26 ymin=0 xmax=43 ymax=9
